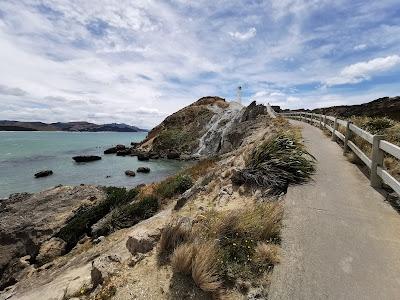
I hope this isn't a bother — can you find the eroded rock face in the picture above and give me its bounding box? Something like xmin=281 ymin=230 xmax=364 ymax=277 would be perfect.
xmin=0 ymin=185 xmax=106 ymax=291
xmin=91 ymin=254 xmax=122 ymax=287
xmin=36 ymin=238 xmax=66 ymax=265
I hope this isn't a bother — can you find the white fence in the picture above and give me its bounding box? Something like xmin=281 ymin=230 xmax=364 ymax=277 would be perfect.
xmin=268 ymin=107 xmax=400 ymax=196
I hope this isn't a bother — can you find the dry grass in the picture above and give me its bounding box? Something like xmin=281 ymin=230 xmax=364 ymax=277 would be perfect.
xmin=163 ymin=202 xmax=283 ymax=295
xmin=171 ymin=243 xmax=196 ymax=275
xmin=183 ymin=158 xmax=217 ymax=180
xmin=158 ymin=218 xmax=192 ymax=261
xmin=191 ymin=243 xmax=222 ymax=293
xmin=254 ymin=242 xmax=280 ymax=265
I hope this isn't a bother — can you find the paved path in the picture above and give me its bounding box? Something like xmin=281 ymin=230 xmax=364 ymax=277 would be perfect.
xmin=269 ymin=120 xmax=400 ymax=300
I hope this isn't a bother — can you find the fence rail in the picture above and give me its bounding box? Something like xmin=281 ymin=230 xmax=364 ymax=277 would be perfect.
xmin=267 ymin=105 xmax=400 ymax=196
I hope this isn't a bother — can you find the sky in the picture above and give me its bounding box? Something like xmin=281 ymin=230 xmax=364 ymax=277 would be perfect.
xmin=0 ymin=0 xmax=399 ymax=128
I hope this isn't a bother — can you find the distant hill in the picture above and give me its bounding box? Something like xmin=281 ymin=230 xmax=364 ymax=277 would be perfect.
xmin=287 ymin=97 xmax=400 ymax=121
xmin=0 ymin=121 xmax=147 ymax=132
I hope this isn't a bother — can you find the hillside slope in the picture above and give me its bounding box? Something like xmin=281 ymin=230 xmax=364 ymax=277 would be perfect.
xmin=0 ymin=121 xmax=147 ymax=132
xmin=309 ymin=96 xmax=400 ymax=120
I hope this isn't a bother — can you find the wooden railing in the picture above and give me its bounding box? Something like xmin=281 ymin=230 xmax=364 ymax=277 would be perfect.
xmin=267 ymin=106 xmax=400 ymax=196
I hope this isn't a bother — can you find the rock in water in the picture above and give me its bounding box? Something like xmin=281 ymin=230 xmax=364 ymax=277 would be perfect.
xmin=137 ymin=152 xmax=150 ymax=161
xmin=72 ymin=155 xmax=101 ymax=162
xmin=125 ymin=170 xmax=136 ymax=177
xmin=104 ymin=144 xmax=126 ymax=154
xmin=34 ymin=170 xmax=53 ymax=178
xmin=136 ymin=167 xmax=150 ymax=173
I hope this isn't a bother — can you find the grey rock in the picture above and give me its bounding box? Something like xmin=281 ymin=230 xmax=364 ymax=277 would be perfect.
xmin=125 ymin=170 xmax=136 ymax=177
xmin=34 ymin=170 xmax=53 ymax=178
xmin=136 ymin=167 xmax=150 ymax=173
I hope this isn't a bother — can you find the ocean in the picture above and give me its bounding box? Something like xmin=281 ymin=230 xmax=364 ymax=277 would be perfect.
xmin=0 ymin=131 xmax=187 ymax=198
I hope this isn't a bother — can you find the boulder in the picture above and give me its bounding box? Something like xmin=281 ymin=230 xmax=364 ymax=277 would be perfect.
xmin=126 ymin=231 xmax=159 ymax=255
xmin=136 ymin=167 xmax=150 ymax=173
xmin=167 ymin=151 xmax=180 ymax=159
xmin=131 ymin=142 xmax=140 ymax=147
xmin=149 ymin=151 xmax=160 ymax=159
xmin=125 ymin=170 xmax=136 ymax=177
xmin=72 ymin=155 xmax=101 ymax=163
xmin=91 ymin=255 xmax=122 ymax=287
xmin=34 ymin=170 xmax=53 ymax=178
xmin=137 ymin=152 xmax=150 ymax=161
xmin=36 ymin=237 xmax=66 ymax=265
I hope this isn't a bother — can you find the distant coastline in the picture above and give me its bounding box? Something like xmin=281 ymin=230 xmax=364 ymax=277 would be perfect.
xmin=0 ymin=120 xmax=148 ymax=132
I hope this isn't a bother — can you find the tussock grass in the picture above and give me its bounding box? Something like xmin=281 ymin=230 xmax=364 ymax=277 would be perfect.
xmin=232 ymin=133 xmax=315 ymax=194
xmin=171 ymin=243 xmax=196 ymax=275
xmin=183 ymin=158 xmax=217 ymax=180
xmin=158 ymin=218 xmax=192 ymax=261
xmin=191 ymin=243 xmax=222 ymax=293
xmin=254 ymin=242 xmax=280 ymax=266
xmin=164 ymin=202 xmax=283 ymax=295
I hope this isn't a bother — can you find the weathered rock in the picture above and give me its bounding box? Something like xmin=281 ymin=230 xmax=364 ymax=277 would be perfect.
xmin=72 ymin=155 xmax=101 ymax=162
xmin=149 ymin=151 xmax=160 ymax=159
xmin=167 ymin=151 xmax=180 ymax=159
xmin=125 ymin=170 xmax=136 ymax=177
xmin=131 ymin=142 xmax=140 ymax=147
xmin=91 ymin=255 xmax=122 ymax=287
xmin=116 ymin=149 xmax=131 ymax=156
xmin=126 ymin=231 xmax=159 ymax=255
xmin=136 ymin=167 xmax=150 ymax=173
xmin=137 ymin=152 xmax=150 ymax=161
xmin=0 ymin=185 xmax=106 ymax=291
xmin=34 ymin=170 xmax=53 ymax=178
xmin=105 ymin=144 xmax=126 ymax=154
xmin=36 ymin=238 xmax=66 ymax=265
xmin=93 ymin=236 xmax=105 ymax=244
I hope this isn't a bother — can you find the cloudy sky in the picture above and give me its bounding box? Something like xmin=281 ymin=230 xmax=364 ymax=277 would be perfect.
xmin=0 ymin=0 xmax=399 ymax=128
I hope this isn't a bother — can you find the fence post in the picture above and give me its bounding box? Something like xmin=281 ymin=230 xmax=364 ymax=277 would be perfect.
xmin=343 ymin=121 xmax=351 ymax=155
xmin=323 ymin=115 xmax=327 ymax=129
xmin=319 ymin=114 xmax=322 ymax=129
xmin=371 ymin=135 xmax=385 ymax=188
xmin=331 ymin=117 xmax=338 ymax=141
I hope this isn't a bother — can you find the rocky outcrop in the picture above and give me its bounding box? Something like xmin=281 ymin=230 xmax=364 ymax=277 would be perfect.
xmin=34 ymin=170 xmax=53 ymax=178
xmin=0 ymin=185 xmax=106 ymax=291
xmin=104 ymin=144 xmax=126 ymax=154
xmin=137 ymin=167 xmax=150 ymax=173
xmin=72 ymin=155 xmax=102 ymax=162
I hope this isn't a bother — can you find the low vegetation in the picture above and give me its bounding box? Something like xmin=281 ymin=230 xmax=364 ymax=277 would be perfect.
xmin=158 ymin=202 xmax=283 ymax=297
xmin=56 ymin=187 xmax=140 ymax=250
xmin=333 ymin=116 xmax=400 ymax=180
xmin=232 ymin=132 xmax=315 ymax=194
xmin=155 ymin=174 xmax=194 ymax=199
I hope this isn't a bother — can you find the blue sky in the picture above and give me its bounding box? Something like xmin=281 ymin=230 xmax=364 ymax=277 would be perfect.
xmin=0 ymin=0 xmax=399 ymax=128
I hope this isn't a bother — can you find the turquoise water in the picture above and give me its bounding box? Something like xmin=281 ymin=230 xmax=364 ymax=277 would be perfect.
xmin=0 ymin=131 xmax=187 ymax=198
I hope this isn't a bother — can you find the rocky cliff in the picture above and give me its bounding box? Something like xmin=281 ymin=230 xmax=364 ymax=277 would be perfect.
xmin=139 ymin=97 xmax=271 ymax=158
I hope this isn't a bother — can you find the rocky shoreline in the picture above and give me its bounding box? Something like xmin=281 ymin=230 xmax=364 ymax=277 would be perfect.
xmin=0 ymin=97 xmax=293 ymax=300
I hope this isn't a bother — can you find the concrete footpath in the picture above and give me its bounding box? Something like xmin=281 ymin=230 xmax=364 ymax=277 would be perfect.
xmin=268 ymin=120 xmax=400 ymax=300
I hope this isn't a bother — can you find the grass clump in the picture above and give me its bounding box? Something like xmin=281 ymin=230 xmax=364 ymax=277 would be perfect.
xmin=164 ymin=202 xmax=283 ymax=296
xmin=56 ymin=187 xmax=139 ymax=250
xmin=232 ymin=133 xmax=315 ymax=194
xmin=155 ymin=174 xmax=193 ymax=199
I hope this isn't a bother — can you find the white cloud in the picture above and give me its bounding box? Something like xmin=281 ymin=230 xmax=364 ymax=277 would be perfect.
xmin=325 ymin=55 xmax=400 ymax=86
xmin=353 ymin=44 xmax=367 ymax=51
xmin=228 ymin=27 xmax=256 ymax=41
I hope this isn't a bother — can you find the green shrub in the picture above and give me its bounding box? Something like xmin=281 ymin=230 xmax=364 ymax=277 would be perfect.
xmin=111 ymin=195 xmax=159 ymax=229
xmin=56 ymin=187 xmax=139 ymax=250
xmin=232 ymin=134 xmax=315 ymax=194
xmin=156 ymin=174 xmax=193 ymax=198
